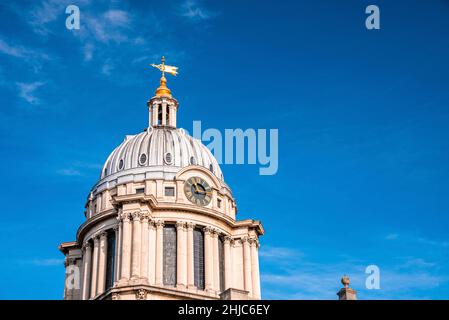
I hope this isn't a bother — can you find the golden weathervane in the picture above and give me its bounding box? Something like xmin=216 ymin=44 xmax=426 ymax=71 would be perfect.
xmin=150 ymin=56 xmax=178 ymax=97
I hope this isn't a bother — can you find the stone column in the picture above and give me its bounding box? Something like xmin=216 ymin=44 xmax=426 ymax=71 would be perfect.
xmin=212 ymin=230 xmax=220 ymax=292
xmin=97 ymin=232 xmax=108 ymax=295
xmin=176 ymin=222 xmax=187 ymax=288
xmin=90 ymin=235 xmax=100 ymax=298
xmin=155 ymin=220 xmax=164 ymax=286
xmin=250 ymin=238 xmax=261 ymax=299
xmin=131 ymin=212 xmax=142 ymax=279
xmin=113 ymin=225 xmax=120 ymax=284
xmin=148 ymin=221 xmax=156 ymax=285
xmin=223 ymin=236 xmax=232 ymax=290
xmin=120 ymin=212 xmax=132 ymax=280
xmin=186 ymin=223 xmax=195 ymax=289
xmin=203 ymin=227 xmax=213 ymax=292
xmin=152 ymin=104 xmax=158 ymax=126
xmin=140 ymin=213 xmax=149 ymax=283
xmin=242 ymin=237 xmax=253 ymax=297
xmin=81 ymin=242 xmax=92 ymax=300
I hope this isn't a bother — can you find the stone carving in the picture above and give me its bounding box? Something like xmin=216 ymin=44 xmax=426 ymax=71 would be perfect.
xmin=111 ymin=293 xmax=120 ymax=300
xmin=135 ymin=289 xmax=148 ymax=300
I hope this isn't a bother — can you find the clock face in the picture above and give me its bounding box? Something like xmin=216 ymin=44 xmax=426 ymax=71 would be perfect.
xmin=184 ymin=176 xmax=212 ymax=206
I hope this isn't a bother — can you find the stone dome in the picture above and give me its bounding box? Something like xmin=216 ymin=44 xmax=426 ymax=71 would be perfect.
xmin=100 ymin=127 xmax=223 ymax=182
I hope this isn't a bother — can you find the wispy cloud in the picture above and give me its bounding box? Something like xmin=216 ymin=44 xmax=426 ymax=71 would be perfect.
xmin=385 ymin=233 xmax=399 ymax=240
xmin=178 ymin=0 xmax=216 ymax=21
xmin=56 ymin=168 xmax=82 ymax=176
xmin=29 ymin=258 xmax=64 ymax=266
xmin=16 ymin=82 xmax=45 ymax=105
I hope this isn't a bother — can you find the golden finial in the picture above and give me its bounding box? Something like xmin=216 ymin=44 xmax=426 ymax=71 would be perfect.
xmin=150 ymin=56 xmax=178 ymax=97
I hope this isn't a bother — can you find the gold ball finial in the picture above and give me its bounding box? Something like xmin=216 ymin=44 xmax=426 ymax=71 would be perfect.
xmin=150 ymin=56 xmax=178 ymax=98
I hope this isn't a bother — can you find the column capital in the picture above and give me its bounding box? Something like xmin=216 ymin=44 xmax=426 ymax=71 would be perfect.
xmin=186 ymin=222 xmax=195 ymax=230
xmin=155 ymin=220 xmax=165 ymax=228
xmin=249 ymin=237 xmax=260 ymax=248
xmin=131 ymin=211 xmax=141 ymax=220
xmin=223 ymin=236 xmax=232 ymax=244
xmin=211 ymin=228 xmax=219 ymax=237
xmin=176 ymin=221 xmax=186 ymax=230
xmin=141 ymin=212 xmax=150 ymax=221
xmin=120 ymin=211 xmax=132 ymax=221
xmin=100 ymin=231 xmax=108 ymax=239
xmin=203 ymin=226 xmax=213 ymax=235
xmin=112 ymin=225 xmax=119 ymax=232
xmin=82 ymin=241 xmax=92 ymax=251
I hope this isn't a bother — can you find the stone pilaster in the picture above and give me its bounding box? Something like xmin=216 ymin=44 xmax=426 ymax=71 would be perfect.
xmin=223 ymin=236 xmax=232 ymax=291
xmin=140 ymin=213 xmax=150 ymax=283
xmin=203 ymin=226 xmax=213 ymax=292
xmin=250 ymin=238 xmax=261 ymax=299
xmin=176 ymin=221 xmax=187 ymax=289
xmin=120 ymin=212 xmax=132 ymax=281
xmin=155 ymin=220 xmax=164 ymax=286
xmin=242 ymin=237 xmax=253 ymax=297
xmin=131 ymin=212 xmax=142 ymax=279
xmin=186 ymin=222 xmax=195 ymax=289
xmin=81 ymin=241 xmax=92 ymax=300
xmin=97 ymin=232 xmax=108 ymax=295
xmin=90 ymin=234 xmax=100 ymax=298
xmin=212 ymin=229 xmax=220 ymax=292
xmin=148 ymin=220 xmax=156 ymax=285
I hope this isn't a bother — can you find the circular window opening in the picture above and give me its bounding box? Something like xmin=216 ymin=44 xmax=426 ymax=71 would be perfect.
xmin=139 ymin=153 xmax=147 ymax=166
xmin=164 ymin=152 xmax=173 ymax=165
xmin=118 ymin=159 xmax=124 ymax=170
xmin=190 ymin=156 xmax=196 ymax=165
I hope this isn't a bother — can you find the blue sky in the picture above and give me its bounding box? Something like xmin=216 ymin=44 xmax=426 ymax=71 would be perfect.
xmin=0 ymin=0 xmax=449 ymax=299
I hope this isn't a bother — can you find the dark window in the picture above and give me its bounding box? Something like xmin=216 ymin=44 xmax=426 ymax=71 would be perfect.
xmin=136 ymin=188 xmax=145 ymax=194
xmin=217 ymin=198 xmax=222 ymax=208
xmin=165 ymin=187 xmax=175 ymax=196
xmin=105 ymin=231 xmax=116 ymax=290
xmin=193 ymin=228 xmax=205 ymax=290
xmin=166 ymin=106 xmax=170 ymax=125
xmin=218 ymin=236 xmax=225 ymax=292
xmin=158 ymin=106 xmax=162 ymax=125
xmin=163 ymin=225 xmax=177 ymax=286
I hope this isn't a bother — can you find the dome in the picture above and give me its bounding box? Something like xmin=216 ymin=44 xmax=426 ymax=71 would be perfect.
xmin=100 ymin=127 xmax=224 ymax=182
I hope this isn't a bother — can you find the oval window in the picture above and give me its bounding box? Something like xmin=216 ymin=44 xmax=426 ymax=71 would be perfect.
xmin=190 ymin=156 xmax=196 ymax=165
xmin=118 ymin=159 xmax=124 ymax=170
xmin=164 ymin=152 xmax=173 ymax=165
xmin=139 ymin=153 xmax=147 ymax=165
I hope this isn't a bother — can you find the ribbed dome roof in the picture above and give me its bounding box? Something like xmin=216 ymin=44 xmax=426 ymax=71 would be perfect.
xmin=100 ymin=127 xmax=223 ymax=181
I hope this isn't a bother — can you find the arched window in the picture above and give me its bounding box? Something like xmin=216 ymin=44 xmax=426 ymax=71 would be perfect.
xmin=105 ymin=230 xmax=116 ymax=290
xmin=193 ymin=228 xmax=205 ymax=290
xmin=158 ymin=105 xmax=163 ymax=125
xmin=166 ymin=105 xmax=170 ymax=125
xmin=163 ymin=225 xmax=177 ymax=286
